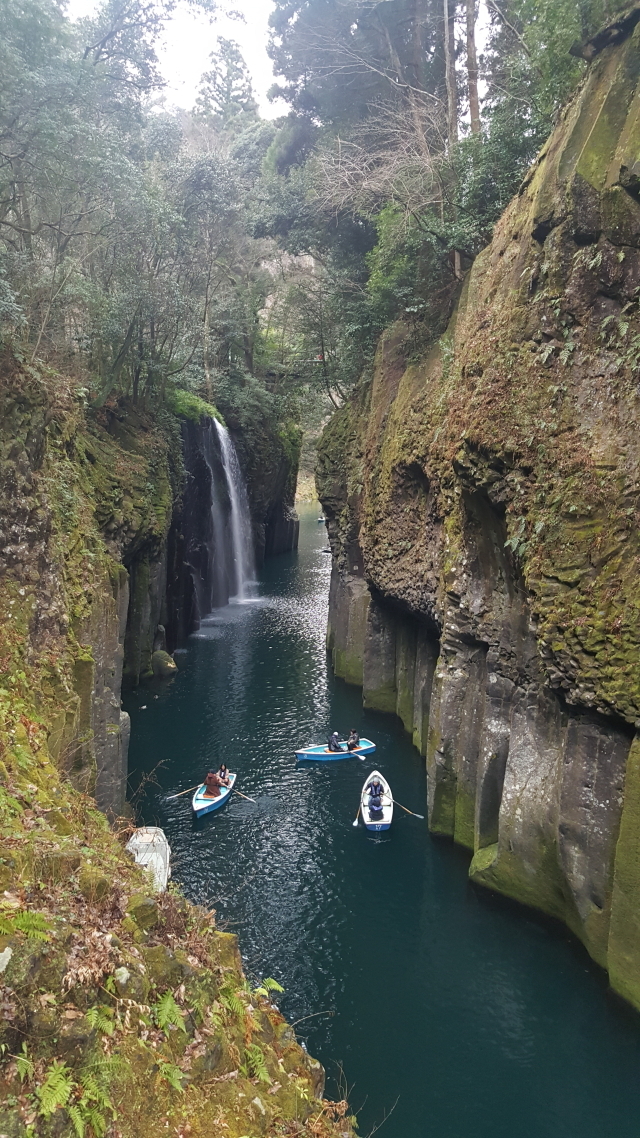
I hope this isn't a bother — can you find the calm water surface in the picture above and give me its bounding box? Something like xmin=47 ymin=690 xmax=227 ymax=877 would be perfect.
xmin=126 ymin=505 xmax=640 ymax=1138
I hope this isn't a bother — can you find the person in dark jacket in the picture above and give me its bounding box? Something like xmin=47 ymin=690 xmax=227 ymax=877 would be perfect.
xmin=327 ymin=731 xmax=342 ymax=752
xmin=347 ymin=729 xmax=360 ymax=751
xmin=366 ymin=777 xmax=385 ymax=817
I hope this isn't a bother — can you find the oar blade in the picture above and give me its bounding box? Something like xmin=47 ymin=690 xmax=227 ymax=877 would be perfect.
xmin=394 ymin=799 xmax=425 ymax=819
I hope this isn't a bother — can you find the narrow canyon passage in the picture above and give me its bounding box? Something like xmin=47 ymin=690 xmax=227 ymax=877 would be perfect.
xmin=126 ymin=507 xmax=640 ymax=1138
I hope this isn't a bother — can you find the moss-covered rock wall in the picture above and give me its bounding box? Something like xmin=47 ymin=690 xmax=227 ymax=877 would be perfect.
xmin=231 ymin=420 xmax=301 ymax=565
xmin=0 ymin=355 xmax=352 ymax=1138
xmin=0 ymin=355 xmax=179 ymax=816
xmin=317 ymin=19 xmax=640 ymax=1008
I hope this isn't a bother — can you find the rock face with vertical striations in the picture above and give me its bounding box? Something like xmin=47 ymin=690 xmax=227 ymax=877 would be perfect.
xmin=317 ymin=18 xmax=640 ymax=1008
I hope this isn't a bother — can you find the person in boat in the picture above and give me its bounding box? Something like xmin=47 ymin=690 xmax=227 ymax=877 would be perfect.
xmin=204 ymin=770 xmax=222 ymax=798
xmin=347 ymin=729 xmax=360 ymax=751
xmin=366 ymin=776 xmax=385 ymax=817
xmin=327 ymin=731 xmax=342 ymax=752
xmin=216 ymin=763 xmax=231 ymax=787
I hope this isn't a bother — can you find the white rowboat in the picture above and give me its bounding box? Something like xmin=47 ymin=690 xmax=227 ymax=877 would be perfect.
xmin=360 ymin=770 xmax=393 ymax=832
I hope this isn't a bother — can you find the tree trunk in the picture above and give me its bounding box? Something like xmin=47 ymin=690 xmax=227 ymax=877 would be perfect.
xmin=203 ymin=232 xmax=214 ymax=400
xmin=133 ymin=325 xmax=143 ymax=404
xmin=466 ymin=0 xmax=481 ymax=135
xmin=443 ymin=0 xmax=458 ymax=148
xmin=203 ymin=294 xmax=212 ymax=400
xmin=15 ymin=161 xmax=33 ymax=257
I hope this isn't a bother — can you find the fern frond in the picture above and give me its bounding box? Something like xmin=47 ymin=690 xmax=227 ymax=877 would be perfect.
xmin=79 ymin=1073 xmax=107 ymax=1106
xmin=154 ymin=992 xmax=185 ymax=1034
xmin=0 ymin=910 xmax=50 ymax=941
xmin=37 ymin=1061 xmax=74 ymax=1117
xmin=262 ymin=977 xmax=284 ymax=993
xmin=85 ymin=1006 xmax=114 ymax=1036
xmin=244 ymin=1043 xmax=271 ymax=1084
xmin=14 ymin=1042 xmax=34 ymax=1082
xmin=85 ymin=1106 xmax=109 ymax=1137
xmin=157 ymin=1062 xmax=185 ymax=1093
xmin=219 ymin=984 xmax=245 ymax=1018
xmin=188 ymin=992 xmax=207 ymax=1025
xmin=67 ymin=1104 xmax=85 ymax=1138
xmin=80 ymin=1049 xmax=127 ymax=1088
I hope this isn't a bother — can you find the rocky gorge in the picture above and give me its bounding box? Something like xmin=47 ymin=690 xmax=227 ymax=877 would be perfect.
xmin=0 ymin=357 xmax=352 ymax=1138
xmin=317 ymin=14 xmax=640 ymax=1012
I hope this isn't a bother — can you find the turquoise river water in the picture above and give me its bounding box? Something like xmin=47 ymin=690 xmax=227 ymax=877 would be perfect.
xmin=126 ymin=505 xmax=640 ymax=1138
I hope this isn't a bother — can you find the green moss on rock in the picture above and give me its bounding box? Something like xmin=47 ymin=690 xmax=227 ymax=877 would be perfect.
xmin=167 ymin=388 xmax=224 ymax=424
xmin=0 ymin=351 xmax=354 ymax=1138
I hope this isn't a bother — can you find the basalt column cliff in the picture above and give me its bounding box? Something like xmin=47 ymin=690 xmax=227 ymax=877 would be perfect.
xmin=317 ymin=14 xmax=640 ymax=1010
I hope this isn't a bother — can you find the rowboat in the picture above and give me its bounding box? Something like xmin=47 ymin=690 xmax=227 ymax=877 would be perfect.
xmin=360 ymin=770 xmax=393 ymax=832
xmin=125 ymin=826 xmax=171 ymax=892
xmin=192 ymin=772 xmax=236 ymax=817
xmin=295 ymin=738 xmax=376 ymax=761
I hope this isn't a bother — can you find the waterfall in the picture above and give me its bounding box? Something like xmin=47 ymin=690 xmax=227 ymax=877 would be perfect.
xmin=212 ymin=419 xmax=256 ymax=602
xmin=201 ymin=421 xmax=230 ymax=610
xmin=164 ymin=417 xmax=257 ymax=646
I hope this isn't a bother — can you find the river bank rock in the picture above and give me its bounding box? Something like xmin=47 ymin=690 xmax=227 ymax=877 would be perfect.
xmin=151 ymin=649 xmax=178 ymax=677
xmin=317 ymin=19 xmax=640 ymax=1008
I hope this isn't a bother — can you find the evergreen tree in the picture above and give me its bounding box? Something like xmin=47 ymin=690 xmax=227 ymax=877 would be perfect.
xmin=196 ymin=37 xmax=258 ymax=127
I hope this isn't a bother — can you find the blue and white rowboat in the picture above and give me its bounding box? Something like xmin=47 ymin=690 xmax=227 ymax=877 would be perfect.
xmin=295 ymin=738 xmax=376 ymax=761
xmin=360 ymin=770 xmax=393 ymax=832
xmin=192 ymin=772 xmax=236 ymax=817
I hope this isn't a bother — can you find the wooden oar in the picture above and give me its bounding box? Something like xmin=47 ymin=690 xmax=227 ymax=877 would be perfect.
xmin=393 ymin=800 xmax=425 ymax=820
xmin=352 ymin=803 xmax=361 ymax=827
xmin=234 ymin=789 xmax=257 ymax=804
xmin=340 ymin=740 xmax=366 ymax=760
xmin=166 ymin=784 xmax=200 ymax=800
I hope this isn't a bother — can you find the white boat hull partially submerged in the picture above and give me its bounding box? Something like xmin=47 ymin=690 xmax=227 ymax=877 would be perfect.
xmin=360 ymin=770 xmax=393 ymax=832
xmin=125 ymin=826 xmax=171 ymax=892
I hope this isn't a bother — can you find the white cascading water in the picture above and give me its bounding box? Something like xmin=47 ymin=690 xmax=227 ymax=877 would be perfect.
xmin=213 ymin=419 xmax=256 ymax=601
xmin=201 ymin=421 xmax=228 ymax=610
